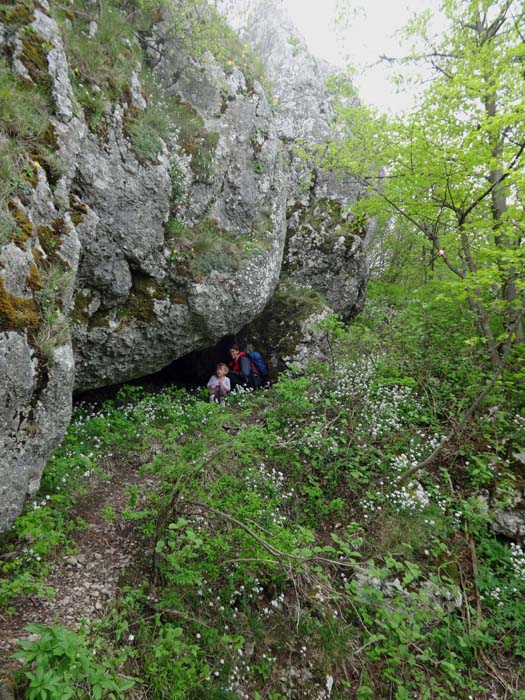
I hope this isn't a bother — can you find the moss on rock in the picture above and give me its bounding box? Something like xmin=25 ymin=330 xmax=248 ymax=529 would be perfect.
xmin=88 ymin=308 xmax=111 ymax=329
xmin=20 ymin=27 xmax=53 ymax=98
xmin=169 ymin=288 xmax=189 ymax=305
xmin=242 ymin=279 xmax=326 ymax=370
xmin=25 ymin=260 xmax=43 ymax=292
xmin=70 ymin=289 xmax=93 ymax=325
xmin=169 ymin=99 xmax=219 ymax=180
xmin=69 ymin=196 xmax=88 ymax=225
xmin=0 ymin=2 xmax=34 ymax=26
xmin=0 ymin=277 xmax=40 ymax=330
xmin=120 ymin=273 xmax=169 ymax=324
xmin=42 ymin=122 xmax=59 ymax=150
xmin=73 ymin=273 xmax=174 ymax=332
xmin=37 ymin=218 xmax=64 ymax=258
xmin=8 ymin=204 xmax=33 ymax=248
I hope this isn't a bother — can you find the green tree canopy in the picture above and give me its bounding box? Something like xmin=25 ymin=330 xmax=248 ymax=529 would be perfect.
xmin=328 ymin=0 xmax=525 ymax=368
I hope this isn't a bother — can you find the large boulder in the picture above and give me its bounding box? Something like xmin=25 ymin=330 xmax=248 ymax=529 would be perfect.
xmin=492 ymin=508 xmax=525 ymax=541
xmin=71 ymin=25 xmax=288 ymax=390
xmin=0 ymin=0 xmax=370 ymax=531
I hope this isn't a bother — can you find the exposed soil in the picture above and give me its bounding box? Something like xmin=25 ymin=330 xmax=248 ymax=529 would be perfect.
xmin=0 ymin=454 xmax=156 ymax=672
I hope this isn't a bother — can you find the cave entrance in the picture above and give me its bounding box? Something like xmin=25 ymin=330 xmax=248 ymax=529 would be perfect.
xmin=162 ymin=335 xmax=236 ymax=387
xmin=74 ymin=335 xmax=237 ymax=403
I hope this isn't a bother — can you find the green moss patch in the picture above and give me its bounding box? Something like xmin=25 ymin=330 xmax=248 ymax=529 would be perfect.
xmin=125 ymin=101 xmax=172 ymax=163
xmin=20 ymin=27 xmax=53 ymax=98
xmin=69 ymin=196 xmax=88 ymax=225
xmin=167 ymin=217 xmax=239 ymax=280
xmin=25 ymin=260 xmax=43 ymax=292
xmin=169 ymin=288 xmax=189 ymax=305
xmin=121 ymin=273 xmax=168 ymax=324
xmin=167 ymin=214 xmax=274 ymax=283
xmin=173 ymin=100 xmax=219 ymax=179
xmin=0 ymin=2 xmax=34 ymax=26
xmin=244 ymin=280 xmax=326 ymax=368
xmin=36 ymin=219 xmax=64 ymax=258
xmin=34 ymin=147 xmax=64 ymax=188
xmin=86 ymin=307 xmax=111 ymax=329
xmin=70 ymin=289 xmax=93 ymax=325
xmin=8 ymin=204 xmax=33 ymax=248
xmin=0 ymin=277 xmax=40 ymax=330
xmin=73 ymin=274 xmax=172 ymax=331
xmin=184 ymin=129 xmax=219 ymax=179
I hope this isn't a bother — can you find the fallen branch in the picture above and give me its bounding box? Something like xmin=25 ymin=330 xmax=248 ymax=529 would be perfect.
xmin=152 ymin=445 xmax=230 ymax=577
xmin=185 ymin=500 xmax=360 ymax=571
xmin=466 ymin=530 xmax=482 ymax=624
xmin=479 ymin=651 xmax=515 ymax=697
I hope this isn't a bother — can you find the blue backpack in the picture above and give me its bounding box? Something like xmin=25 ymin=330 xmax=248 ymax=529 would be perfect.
xmin=247 ymin=351 xmax=268 ymax=376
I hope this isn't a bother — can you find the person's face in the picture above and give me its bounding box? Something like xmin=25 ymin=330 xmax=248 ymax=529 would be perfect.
xmin=217 ymin=366 xmax=226 ymax=377
xmin=229 ymin=348 xmax=239 ymax=360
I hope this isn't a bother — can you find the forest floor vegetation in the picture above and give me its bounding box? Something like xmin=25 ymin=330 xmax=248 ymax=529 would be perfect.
xmin=1 ymin=283 xmax=524 ymax=700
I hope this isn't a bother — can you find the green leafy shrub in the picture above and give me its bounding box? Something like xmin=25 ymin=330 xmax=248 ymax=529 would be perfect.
xmin=14 ymin=624 xmax=135 ymax=700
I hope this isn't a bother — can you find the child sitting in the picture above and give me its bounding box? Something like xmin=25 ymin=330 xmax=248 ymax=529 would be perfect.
xmin=207 ymin=362 xmax=231 ymax=402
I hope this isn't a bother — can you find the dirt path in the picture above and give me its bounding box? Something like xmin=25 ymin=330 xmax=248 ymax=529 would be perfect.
xmin=0 ymin=455 xmax=156 ymax=671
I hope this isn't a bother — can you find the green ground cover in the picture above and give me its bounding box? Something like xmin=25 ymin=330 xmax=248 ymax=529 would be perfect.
xmin=3 ymin=282 xmax=525 ymax=700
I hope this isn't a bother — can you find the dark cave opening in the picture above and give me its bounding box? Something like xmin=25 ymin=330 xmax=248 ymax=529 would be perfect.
xmin=162 ymin=334 xmax=237 ymax=386
xmin=74 ymin=334 xmax=238 ymax=403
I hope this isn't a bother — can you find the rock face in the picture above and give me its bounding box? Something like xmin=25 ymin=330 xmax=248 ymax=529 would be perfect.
xmin=0 ymin=4 xmax=80 ymax=533
xmin=0 ymin=0 xmax=369 ymax=531
xmin=492 ymin=509 xmax=525 ymax=541
xmin=236 ymin=1 xmax=368 ymax=362
xmin=71 ymin=30 xmax=288 ymax=390
xmin=284 ymin=198 xmax=367 ymax=320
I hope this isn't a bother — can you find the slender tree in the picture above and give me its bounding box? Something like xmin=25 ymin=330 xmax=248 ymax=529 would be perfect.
xmin=329 ymin=0 xmax=525 ymax=368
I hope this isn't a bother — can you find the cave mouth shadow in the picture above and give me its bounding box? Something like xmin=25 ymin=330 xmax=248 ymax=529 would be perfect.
xmin=163 ymin=334 xmax=236 ymax=387
xmin=74 ymin=335 xmax=237 ymax=404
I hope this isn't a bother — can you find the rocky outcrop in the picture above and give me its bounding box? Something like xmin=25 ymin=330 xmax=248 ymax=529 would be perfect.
xmin=0 ymin=0 xmax=369 ymax=531
xmin=236 ymin=281 xmax=333 ymax=376
xmin=236 ymin=1 xmax=368 ymax=364
xmin=284 ymin=198 xmax=367 ymax=320
xmin=0 ymin=3 xmax=80 ymax=533
xmin=71 ymin=27 xmax=288 ymax=390
xmin=492 ymin=508 xmax=525 ymax=541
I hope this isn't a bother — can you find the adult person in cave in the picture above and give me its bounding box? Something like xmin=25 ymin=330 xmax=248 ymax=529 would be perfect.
xmin=227 ymin=344 xmax=260 ymax=390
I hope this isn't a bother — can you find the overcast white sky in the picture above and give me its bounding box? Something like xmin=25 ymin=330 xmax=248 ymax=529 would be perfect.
xmin=281 ymin=0 xmax=444 ymax=114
